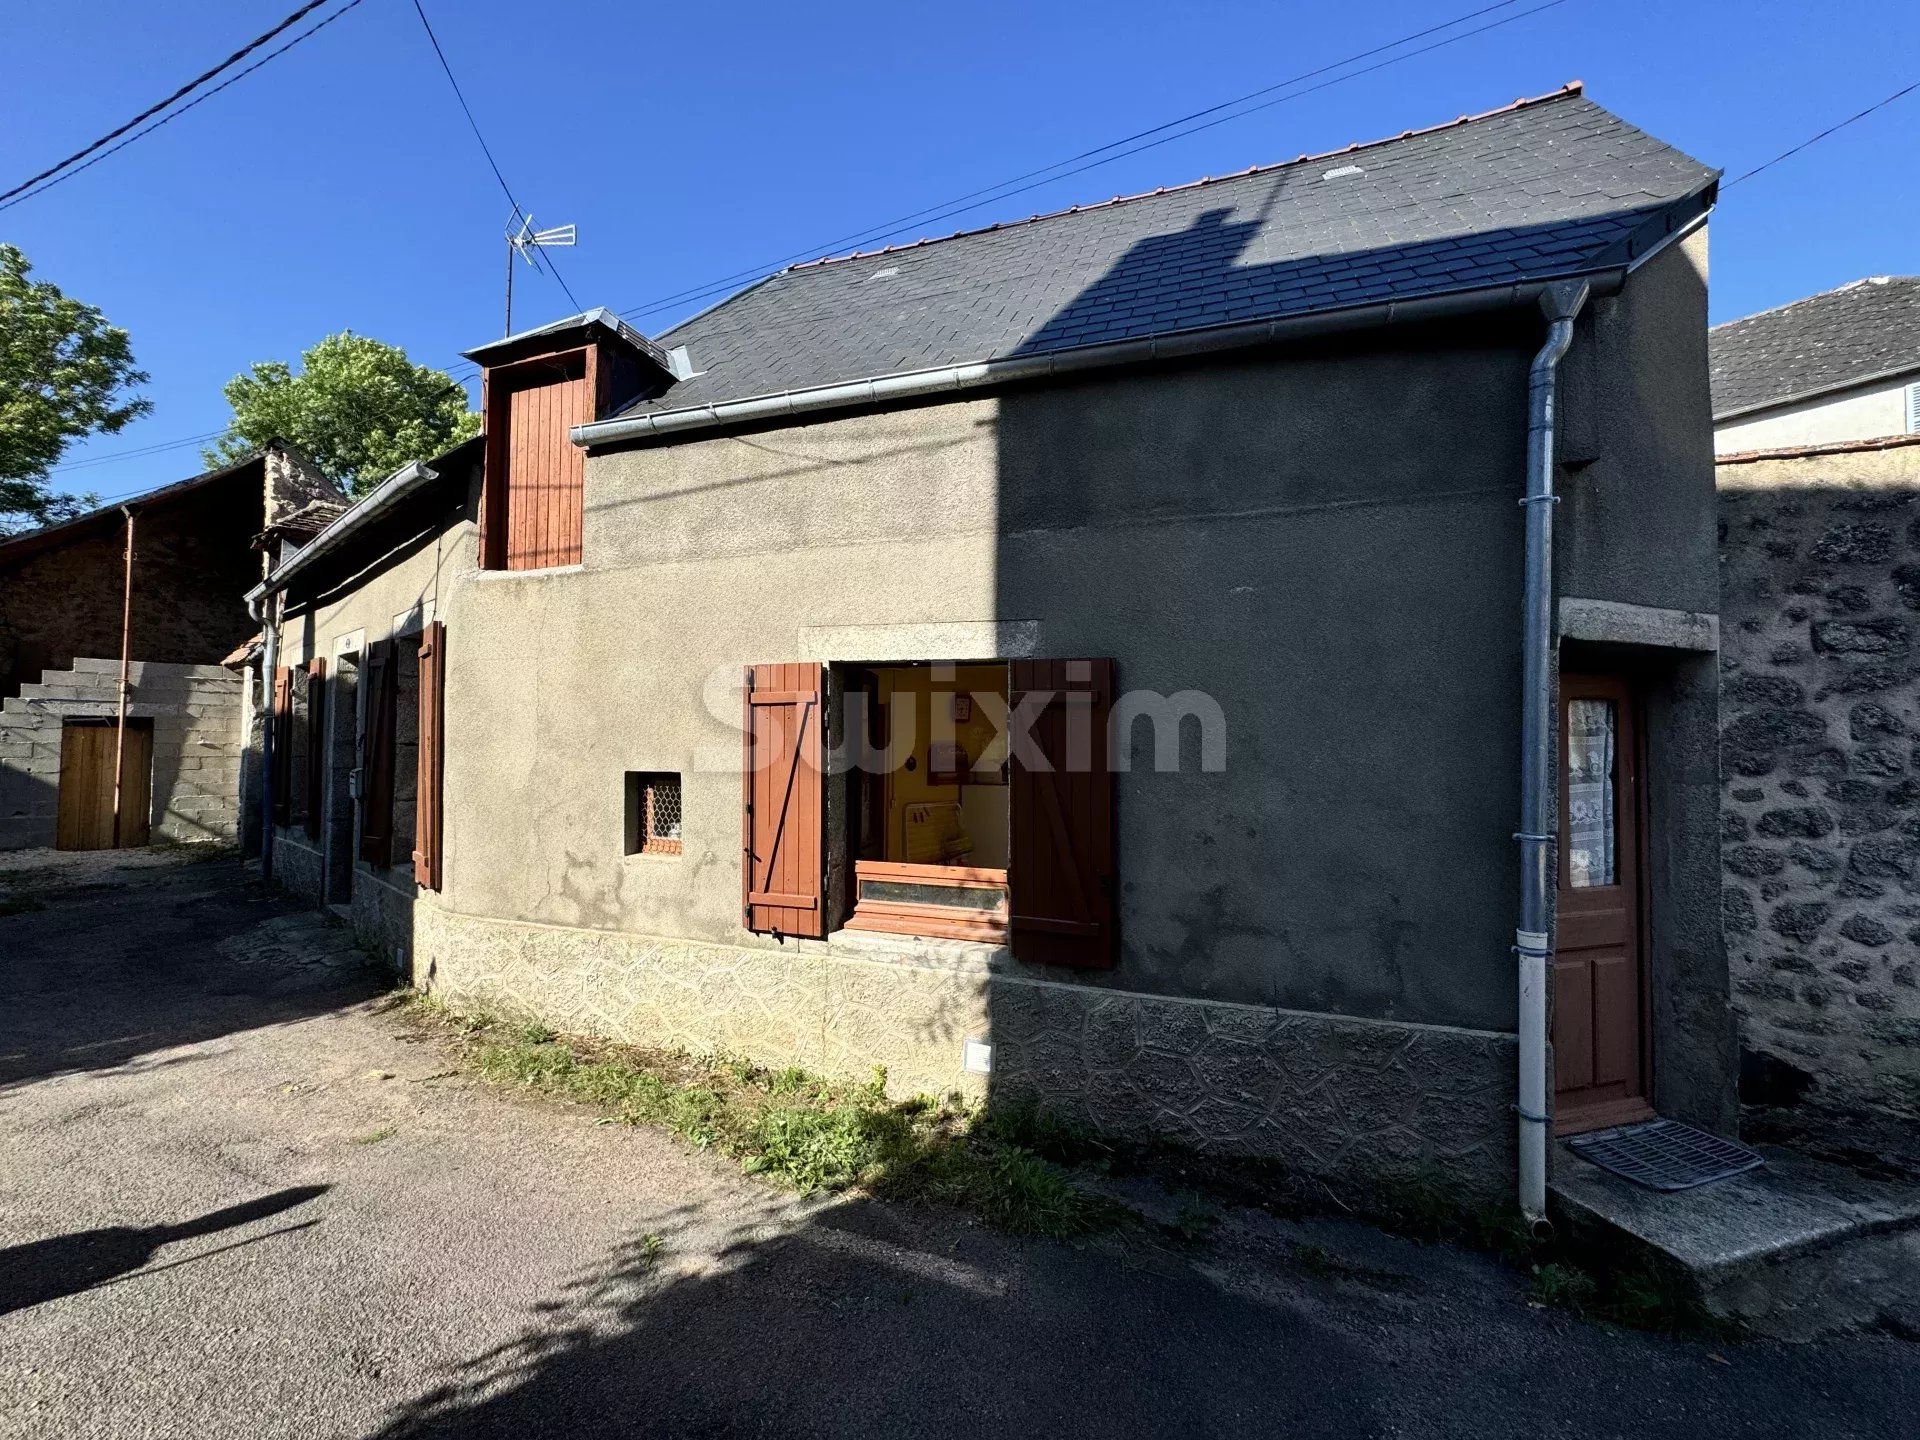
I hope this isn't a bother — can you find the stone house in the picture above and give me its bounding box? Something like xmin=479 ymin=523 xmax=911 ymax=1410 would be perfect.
xmin=0 ymin=444 xmax=340 ymax=851
xmin=250 ymin=85 xmax=1733 ymax=1214
xmin=1713 ymin=280 xmax=1920 ymax=1119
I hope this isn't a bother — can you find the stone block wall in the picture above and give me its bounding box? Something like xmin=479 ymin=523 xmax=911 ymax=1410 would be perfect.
xmin=0 ymin=658 xmax=243 ymax=850
xmin=1718 ymin=441 xmax=1920 ymax=1118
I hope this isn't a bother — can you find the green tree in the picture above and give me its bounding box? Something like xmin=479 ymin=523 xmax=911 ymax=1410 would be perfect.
xmin=0 ymin=244 xmax=150 ymax=535
xmin=208 ymin=332 xmax=481 ymax=497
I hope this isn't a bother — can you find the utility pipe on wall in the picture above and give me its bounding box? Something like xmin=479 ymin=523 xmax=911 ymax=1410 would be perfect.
xmin=110 ymin=506 xmax=136 ymax=848
xmin=1516 ymin=279 xmax=1591 ymax=1227
xmin=251 ymin=589 xmax=280 ymax=881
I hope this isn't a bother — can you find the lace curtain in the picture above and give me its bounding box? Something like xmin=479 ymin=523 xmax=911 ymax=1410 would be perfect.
xmin=1566 ymin=699 xmax=1617 ymax=889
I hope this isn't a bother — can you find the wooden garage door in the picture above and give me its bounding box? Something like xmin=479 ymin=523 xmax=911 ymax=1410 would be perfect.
xmin=56 ymin=719 xmax=153 ymax=851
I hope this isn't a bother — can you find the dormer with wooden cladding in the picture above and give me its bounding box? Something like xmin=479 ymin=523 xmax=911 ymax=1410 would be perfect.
xmin=463 ymin=309 xmax=681 ymax=572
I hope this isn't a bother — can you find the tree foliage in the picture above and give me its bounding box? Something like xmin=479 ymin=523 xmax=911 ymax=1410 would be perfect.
xmin=207 ymin=332 xmax=480 ymax=497
xmin=0 ymin=244 xmax=150 ymax=535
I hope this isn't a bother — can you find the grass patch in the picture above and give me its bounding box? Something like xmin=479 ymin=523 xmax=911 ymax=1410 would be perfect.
xmin=1527 ymin=1255 xmax=1735 ymax=1335
xmin=0 ymin=895 xmax=46 ymax=917
xmin=399 ymin=992 xmax=1127 ymax=1240
xmin=353 ymin=1125 xmax=397 ymax=1145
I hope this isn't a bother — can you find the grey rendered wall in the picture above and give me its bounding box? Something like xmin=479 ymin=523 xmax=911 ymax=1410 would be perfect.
xmin=1718 ymin=440 xmax=1920 ymax=1119
xmin=442 ymin=329 xmax=1537 ymax=1034
xmin=1554 ymin=231 xmax=1737 ymax=1134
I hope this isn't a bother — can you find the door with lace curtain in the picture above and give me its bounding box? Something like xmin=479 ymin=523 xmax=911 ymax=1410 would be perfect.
xmin=1553 ymin=673 xmax=1651 ymax=1133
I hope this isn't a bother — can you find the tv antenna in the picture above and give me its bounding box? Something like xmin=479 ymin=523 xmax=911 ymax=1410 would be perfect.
xmin=504 ymin=214 xmax=577 ymax=334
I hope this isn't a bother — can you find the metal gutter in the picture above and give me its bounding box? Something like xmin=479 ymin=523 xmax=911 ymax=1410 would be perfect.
xmin=249 ymin=458 xmax=438 ymax=604
xmin=571 ymin=274 xmax=1629 ymax=450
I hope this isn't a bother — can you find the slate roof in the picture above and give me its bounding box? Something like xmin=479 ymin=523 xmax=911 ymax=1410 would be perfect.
xmin=1710 ymin=276 xmax=1920 ymax=419
xmin=616 ymin=85 xmax=1715 ymax=420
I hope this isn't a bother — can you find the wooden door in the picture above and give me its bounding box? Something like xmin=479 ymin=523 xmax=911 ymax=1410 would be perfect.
xmin=1553 ymin=673 xmax=1651 ymax=1133
xmin=55 ymin=720 xmax=152 ymax=851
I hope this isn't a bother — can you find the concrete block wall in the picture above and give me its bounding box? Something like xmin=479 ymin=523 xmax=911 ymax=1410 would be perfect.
xmin=0 ymin=658 xmax=244 ymax=850
xmin=1718 ymin=443 xmax=1920 ymax=1119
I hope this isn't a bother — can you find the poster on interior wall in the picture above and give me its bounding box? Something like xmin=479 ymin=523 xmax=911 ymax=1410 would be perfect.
xmin=930 ymin=740 xmax=969 ymax=785
xmin=972 ymin=728 xmax=1009 ymax=783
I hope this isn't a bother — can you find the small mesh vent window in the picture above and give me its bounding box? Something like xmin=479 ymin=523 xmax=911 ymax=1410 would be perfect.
xmin=625 ymin=772 xmax=683 ymax=856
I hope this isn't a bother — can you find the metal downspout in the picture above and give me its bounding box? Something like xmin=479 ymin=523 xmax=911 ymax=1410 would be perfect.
xmin=111 ymin=507 xmax=136 ymax=848
xmin=253 ymin=589 xmax=280 ymax=882
xmin=1517 ymin=279 xmax=1590 ymax=1228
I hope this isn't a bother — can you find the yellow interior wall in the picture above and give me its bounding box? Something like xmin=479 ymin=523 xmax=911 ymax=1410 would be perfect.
xmin=876 ymin=663 xmax=1008 ymax=868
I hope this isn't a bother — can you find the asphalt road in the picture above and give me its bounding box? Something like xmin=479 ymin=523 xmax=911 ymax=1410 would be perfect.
xmin=1 ymin=853 xmax=1914 ymax=1439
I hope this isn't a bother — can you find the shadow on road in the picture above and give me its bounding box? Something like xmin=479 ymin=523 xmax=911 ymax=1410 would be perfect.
xmin=0 ymin=855 xmax=383 ymax=1090
xmin=0 ymin=1184 xmax=329 ymax=1317
xmin=368 ymin=1194 xmax=1386 ymax=1439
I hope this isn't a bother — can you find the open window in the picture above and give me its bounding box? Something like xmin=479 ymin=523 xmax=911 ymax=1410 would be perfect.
xmin=741 ymin=657 xmax=1116 ymax=967
xmin=844 ymin=662 xmax=1012 ymax=942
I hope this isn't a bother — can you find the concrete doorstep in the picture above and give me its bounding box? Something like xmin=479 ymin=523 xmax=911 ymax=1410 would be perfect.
xmin=1550 ymin=1140 xmax=1920 ymax=1342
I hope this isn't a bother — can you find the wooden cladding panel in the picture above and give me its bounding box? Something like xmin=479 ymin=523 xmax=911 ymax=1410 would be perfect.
xmin=1008 ymin=658 xmax=1117 ymax=969
xmin=742 ymin=662 xmax=826 ymax=938
xmin=412 ymin=622 xmax=445 ymax=890
xmin=485 ymin=349 xmax=592 ymax=571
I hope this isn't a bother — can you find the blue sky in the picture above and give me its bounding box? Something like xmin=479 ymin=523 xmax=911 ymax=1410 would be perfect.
xmin=4 ymin=0 xmax=1915 ymax=502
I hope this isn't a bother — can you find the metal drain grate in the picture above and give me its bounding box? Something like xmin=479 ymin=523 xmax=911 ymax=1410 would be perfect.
xmin=1566 ymin=1118 xmax=1764 ymax=1192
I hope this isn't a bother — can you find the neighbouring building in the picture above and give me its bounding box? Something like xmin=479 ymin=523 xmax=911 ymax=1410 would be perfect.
xmin=251 ymin=84 xmax=1734 ymax=1206
xmin=1713 ymin=280 xmax=1920 ymax=1120
xmin=1712 ymin=277 xmax=1920 ymax=456
xmin=0 ymin=444 xmax=341 ymax=851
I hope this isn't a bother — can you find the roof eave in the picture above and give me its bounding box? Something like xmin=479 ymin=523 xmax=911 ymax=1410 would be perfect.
xmin=1714 ymin=358 xmax=1920 ymax=423
xmin=0 ymin=449 xmax=270 ymax=566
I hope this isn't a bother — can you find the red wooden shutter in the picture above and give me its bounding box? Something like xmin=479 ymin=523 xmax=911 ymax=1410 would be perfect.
xmin=412 ymin=622 xmax=446 ymax=890
xmin=1008 ymin=658 xmax=1117 ymax=969
xmin=742 ymin=662 xmax=826 ymax=938
xmin=360 ymin=640 xmax=398 ymax=866
xmin=303 ymin=657 xmax=327 ymax=839
xmin=270 ymin=665 xmax=293 ymax=825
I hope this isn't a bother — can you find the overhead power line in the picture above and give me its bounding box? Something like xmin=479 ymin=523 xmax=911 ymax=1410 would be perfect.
xmin=607 ymin=0 xmax=1572 ymax=328
xmin=55 ymin=0 xmax=1578 ymax=467
xmin=0 ymin=0 xmax=344 ymax=206
xmin=1723 ymin=76 xmax=1920 ymax=189
xmin=0 ymin=0 xmax=372 ymax=214
xmin=409 ymin=0 xmax=582 ymax=313
xmin=48 ymin=430 xmax=228 ymax=477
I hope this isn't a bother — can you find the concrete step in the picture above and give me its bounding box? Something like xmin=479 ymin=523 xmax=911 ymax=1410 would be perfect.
xmin=1550 ymin=1139 xmax=1920 ymax=1341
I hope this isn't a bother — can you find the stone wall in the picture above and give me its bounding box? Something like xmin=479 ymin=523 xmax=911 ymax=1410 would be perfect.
xmin=1718 ymin=439 xmax=1920 ymax=1117
xmin=414 ymin=905 xmax=1517 ymax=1198
xmin=0 ymin=659 xmax=244 ymax=850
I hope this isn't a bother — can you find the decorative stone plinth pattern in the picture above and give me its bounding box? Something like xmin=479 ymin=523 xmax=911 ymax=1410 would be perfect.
xmin=414 ymin=904 xmax=1516 ymax=1197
